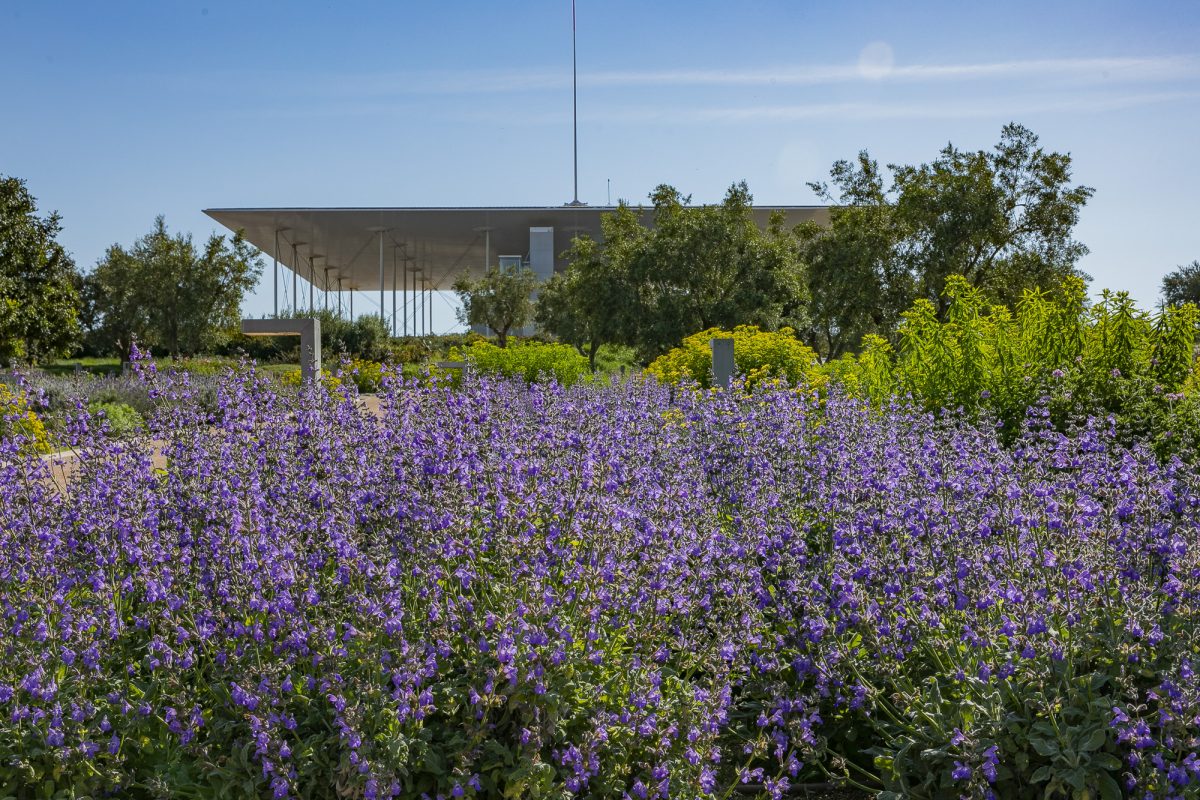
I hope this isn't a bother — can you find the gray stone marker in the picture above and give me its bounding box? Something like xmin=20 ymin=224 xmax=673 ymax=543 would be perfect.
xmin=241 ymin=318 xmax=321 ymax=381
xmin=711 ymin=337 xmax=734 ymax=389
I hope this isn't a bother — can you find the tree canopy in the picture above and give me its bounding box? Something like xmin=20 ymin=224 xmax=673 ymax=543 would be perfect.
xmin=536 ymin=219 xmax=642 ymax=370
xmin=543 ymin=182 xmax=808 ymax=363
xmin=1161 ymin=260 xmax=1200 ymax=308
xmin=798 ymin=123 xmax=1094 ymax=358
xmin=0 ymin=175 xmax=81 ymax=365
xmin=84 ymin=216 xmax=262 ymax=359
xmin=452 ymin=266 xmax=538 ymax=348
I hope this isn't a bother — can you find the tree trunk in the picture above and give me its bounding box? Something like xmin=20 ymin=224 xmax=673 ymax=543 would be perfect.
xmin=496 ymin=327 xmax=508 ymax=348
xmin=588 ymin=341 xmax=599 ymax=372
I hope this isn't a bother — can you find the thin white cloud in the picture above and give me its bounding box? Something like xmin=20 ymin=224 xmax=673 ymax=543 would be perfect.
xmin=581 ymin=55 xmax=1199 ymax=88
xmin=456 ymin=89 xmax=1200 ymax=126
xmin=250 ymin=87 xmax=1200 ymax=124
xmin=594 ymin=90 xmax=1200 ymax=124
xmin=226 ymin=54 xmax=1200 ymax=100
xmin=333 ymin=53 xmax=1200 ymax=95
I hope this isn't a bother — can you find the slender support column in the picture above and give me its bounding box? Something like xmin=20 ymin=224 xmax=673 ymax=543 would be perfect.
xmin=308 ymin=255 xmax=315 ymax=314
xmin=291 ymin=243 xmax=299 ymax=313
xmin=391 ymin=248 xmax=398 ymax=337
xmin=378 ymin=231 xmax=385 ymax=323
xmin=337 ymin=277 xmax=343 ymax=318
xmin=323 ymin=267 xmax=332 ymax=313
xmin=349 ymin=288 xmax=354 ymax=320
xmin=273 ymin=229 xmax=279 ymax=317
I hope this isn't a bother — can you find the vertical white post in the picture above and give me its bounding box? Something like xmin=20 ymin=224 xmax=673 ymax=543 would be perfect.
xmin=571 ymin=0 xmax=579 ymax=205
xmin=308 ymin=255 xmax=315 ymax=314
xmin=337 ymin=277 xmax=343 ymax=318
xmin=391 ymin=250 xmax=398 ymax=337
xmin=273 ymin=229 xmax=279 ymax=317
xmin=378 ymin=231 xmax=385 ymax=323
xmin=291 ymin=243 xmax=298 ymax=313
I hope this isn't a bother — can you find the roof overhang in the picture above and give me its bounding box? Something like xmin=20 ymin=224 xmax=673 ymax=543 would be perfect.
xmin=204 ymin=205 xmax=829 ymax=292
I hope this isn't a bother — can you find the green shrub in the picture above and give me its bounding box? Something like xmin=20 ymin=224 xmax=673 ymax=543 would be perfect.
xmin=387 ymin=333 xmax=487 ymax=364
xmin=449 ymin=341 xmax=590 ymax=386
xmin=823 ymin=275 xmax=1200 ymax=450
xmin=86 ymin=401 xmax=145 ymax=437
xmin=645 ymin=325 xmax=822 ymax=389
xmin=168 ymin=356 xmax=243 ymax=377
xmin=592 ymin=343 xmax=640 ymax=375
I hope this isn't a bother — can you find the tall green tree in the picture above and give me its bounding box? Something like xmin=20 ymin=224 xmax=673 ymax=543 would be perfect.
xmin=795 ymin=155 xmax=910 ymax=359
xmin=1161 ymin=260 xmax=1200 ymax=308
xmin=537 ymin=213 xmax=643 ymax=370
xmin=86 ymin=216 xmax=262 ymax=359
xmin=0 ymin=175 xmax=81 ymax=365
xmin=800 ymin=123 xmax=1094 ymax=357
xmin=548 ymin=182 xmax=808 ymax=362
xmin=452 ymin=266 xmax=537 ymax=348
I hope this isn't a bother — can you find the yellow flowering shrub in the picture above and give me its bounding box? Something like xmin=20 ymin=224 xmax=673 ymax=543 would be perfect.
xmin=279 ymin=360 xmax=386 ymax=393
xmin=279 ymin=368 xmax=343 ymax=392
xmin=448 ymin=341 xmax=590 ymax=386
xmin=645 ymin=326 xmax=822 ymax=389
xmin=0 ymin=383 xmax=51 ymax=454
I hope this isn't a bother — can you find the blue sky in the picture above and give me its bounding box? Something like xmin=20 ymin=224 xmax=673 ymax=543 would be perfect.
xmin=3 ymin=0 xmax=1198 ymax=331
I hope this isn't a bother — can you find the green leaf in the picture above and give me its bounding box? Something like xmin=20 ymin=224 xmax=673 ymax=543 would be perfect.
xmin=1030 ymin=766 xmax=1053 ymax=784
xmin=1079 ymin=728 xmax=1107 ymax=752
xmin=1030 ymin=737 xmax=1060 ymax=757
xmin=1096 ymin=771 xmax=1122 ymax=800
xmin=1065 ymin=767 xmax=1087 ymax=791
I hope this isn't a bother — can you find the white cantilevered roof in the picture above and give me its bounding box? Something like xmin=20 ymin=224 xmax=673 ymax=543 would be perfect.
xmin=204 ymin=205 xmax=830 ymax=292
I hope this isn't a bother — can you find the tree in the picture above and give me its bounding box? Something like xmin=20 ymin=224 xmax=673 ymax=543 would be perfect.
xmin=452 ymin=266 xmax=537 ymax=348
xmin=0 ymin=175 xmax=81 ymax=364
xmin=85 ymin=216 xmax=262 ymax=359
xmin=795 ymin=155 xmax=911 ymax=359
xmin=537 ymin=218 xmax=643 ymax=371
xmin=800 ymin=123 xmax=1094 ymax=357
xmin=547 ymin=182 xmax=808 ymax=363
xmin=1161 ymin=260 xmax=1200 ymax=307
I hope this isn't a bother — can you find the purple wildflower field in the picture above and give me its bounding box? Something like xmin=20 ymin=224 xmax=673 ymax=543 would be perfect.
xmin=1 ymin=356 xmax=1198 ymax=799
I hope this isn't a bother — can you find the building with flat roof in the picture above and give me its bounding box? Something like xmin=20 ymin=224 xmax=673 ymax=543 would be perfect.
xmin=205 ymin=205 xmax=829 ymax=336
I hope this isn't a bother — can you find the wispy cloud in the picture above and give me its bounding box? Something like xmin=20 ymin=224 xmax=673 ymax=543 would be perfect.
xmin=457 ymin=89 xmax=1200 ymax=126
xmin=673 ymin=90 xmax=1200 ymax=123
xmin=248 ymin=87 xmax=1200 ymax=125
xmin=318 ymin=54 xmax=1200 ymax=96
xmin=582 ymin=56 xmax=1200 ymax=88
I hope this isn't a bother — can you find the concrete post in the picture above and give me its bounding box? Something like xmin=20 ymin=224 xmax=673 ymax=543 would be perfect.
xmin=242 ymin=318 xmax=322 ymax=382
xmin=711 ymin=337 xmax=734 ymax=390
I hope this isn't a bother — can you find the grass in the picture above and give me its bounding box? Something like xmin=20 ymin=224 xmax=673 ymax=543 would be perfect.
xmin=42 ymin=358 xmax=301 ymax=378
xmin=41 ymin=357 xmax=123 ymax=376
